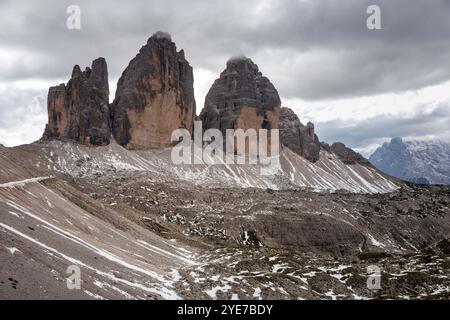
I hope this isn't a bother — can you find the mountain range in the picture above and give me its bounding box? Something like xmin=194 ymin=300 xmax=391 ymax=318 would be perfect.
xmin=370 ymin=137 xmax=450 ymax=185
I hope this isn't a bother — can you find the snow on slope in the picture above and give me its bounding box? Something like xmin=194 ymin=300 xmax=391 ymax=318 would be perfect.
xmin=0 ymin=180 xmax=197 ymax=299
xmin=22 ymin=140 xmax=398 ymax=193
xmin=0 ymin=177 xmax=52 ymax=188
xmin=0 ymin=148 xmax=33 ymax=184
xmin=280 ymin=148 xmax=398 ymax=193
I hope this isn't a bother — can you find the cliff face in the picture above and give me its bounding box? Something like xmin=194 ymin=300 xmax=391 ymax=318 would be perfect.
xmin=279 ymin=107 xmax=321 ymax=162
xmin=200 ymin=57 xmax=281 ymax=153
xmin=278 ymin=108 xmax=373 ymax=165
xmin=111 ymin=32 xmax=196 ymax=150
xmin=43 ymin=58 xmax=111 ymax=146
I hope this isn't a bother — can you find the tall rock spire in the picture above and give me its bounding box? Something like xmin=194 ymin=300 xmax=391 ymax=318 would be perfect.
xmin=200 ymin=56 xmax=281 ymax=136
xmin=111 ymin=32 xmax=196 ymax=149
xmin=43 ymin=57 xmax=111 ymax=146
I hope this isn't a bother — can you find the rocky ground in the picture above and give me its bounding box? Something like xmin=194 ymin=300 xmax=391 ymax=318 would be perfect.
xmin=48 ymin=175 xmax=450 ymax=300
xmin=70 ymin=174 xmax=450 ymax=257
xmin=174 ymin=247 xmax=450 ymax=300
xmin=1 ymin=142 xmax=449 ymax=300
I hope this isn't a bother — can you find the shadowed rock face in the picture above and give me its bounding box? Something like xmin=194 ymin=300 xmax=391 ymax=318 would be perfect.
xmin=279 ymin=107 xmax=321 ymax=162
xmin=43 ymin=58 xmax=110 ymax=146
xmin=111 ymin=32 xmax=196 ymax=150
xmin=200 ymin=57 xmax=281 ymax=152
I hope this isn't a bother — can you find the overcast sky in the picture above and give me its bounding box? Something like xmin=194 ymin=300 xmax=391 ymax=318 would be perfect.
xmin=1 ymin=0 xmax=449 ymax=156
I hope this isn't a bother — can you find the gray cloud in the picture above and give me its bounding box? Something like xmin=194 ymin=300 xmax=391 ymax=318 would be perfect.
xmin=0 ymin=89 xmax=45 ymax=128
xmin=0 ymin=87 xmax=47 ymax=146
xmin=315 ymin=102 xmax=450 ymax=155
xmin=1 ymin=0 xmax=450 ymax=99
xmin=0 ymin=0 xmax=450 ymax=148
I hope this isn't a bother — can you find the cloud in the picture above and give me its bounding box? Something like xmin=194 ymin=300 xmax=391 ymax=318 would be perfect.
xmin=1 ymin=0 xmax=450 ymax=99
xmin=0 ymin=85 xmax=47 ymax=147
xmin=0 ymin=0 xmax=449 ymax=149
xmin=314 ymin=101 xmax=450 ymax=156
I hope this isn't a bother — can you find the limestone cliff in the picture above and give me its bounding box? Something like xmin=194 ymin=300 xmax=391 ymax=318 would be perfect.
xmin=111 ymin=32 xmax=196 ymax=149
xmin=200 ymin=57 xmax=281 ymax=154
xmin=43 ymin=58 xmax=110 ymax=146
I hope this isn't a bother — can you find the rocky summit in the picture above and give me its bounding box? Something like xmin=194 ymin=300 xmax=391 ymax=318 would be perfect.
xmin=43 ymin=58 xmax=110 ymax=146
xmin=279 ymin=107 xmax=321 ymax=162
xmin=111 ymin=32 xmax=196 ymax=150
xmin=200 ymin=57 xmax=281 ymax=153
xmin=329 ymin=142 xmax=372 ymax=166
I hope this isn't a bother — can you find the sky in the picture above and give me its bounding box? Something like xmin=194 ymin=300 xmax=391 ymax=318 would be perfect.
xmin=0 ymin=0 xmax=449 ymax=156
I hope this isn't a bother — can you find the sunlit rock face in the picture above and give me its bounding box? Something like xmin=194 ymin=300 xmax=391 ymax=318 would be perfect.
xmin=43 ymin=58 xmax=111 ymax=146
xmin=111 ymin=32 xmax=196 ymax=150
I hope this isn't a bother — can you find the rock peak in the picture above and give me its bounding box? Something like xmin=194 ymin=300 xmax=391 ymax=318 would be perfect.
xmin=149 ymin=31 xmax=172 ymax=42
xmin=331 ymin=142 xmax=370 ymax=166
xmin=112 ymin=35 xmax=195 ymax=149
xmin=226 ymin=55 xmax=251 ymax=64
xmin=391 ymin=137 xmax=404 ymax=144
xmin=200 ymin=57 xmax=281 ymax=155
xmin=279 ymin=107 xmax=321 ymax=162
xmin=225 ymin=56 xmax=260 ymax=76
xmin=43 ymin=58 xmax=111 ymax=146
xmin=71 ymin=65 xmax=82 ymax=78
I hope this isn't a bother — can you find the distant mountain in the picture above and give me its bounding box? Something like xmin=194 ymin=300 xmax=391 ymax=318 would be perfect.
xmin=369 ymin=138 xmax=450 ymax=185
